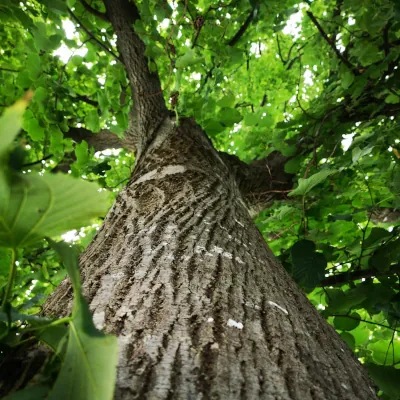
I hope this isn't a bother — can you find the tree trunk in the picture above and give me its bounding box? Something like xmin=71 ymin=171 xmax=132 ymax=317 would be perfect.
xmin=44 ymin=117 xmax=376 ymax=400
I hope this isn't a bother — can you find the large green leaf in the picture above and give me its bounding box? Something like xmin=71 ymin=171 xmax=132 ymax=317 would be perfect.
xmin=175 ymin=49 xmax=202 ymax=69
xmin=288 ymin=169 xmax=337 ymax=197
xmin=47 ymin=241 xmax=118 ymax=400
xmin=333 ymin=312 xmax=360 ymax=331
xmin=291 ymin=240 xmax=327 ymax=288
xmin=366 ymin=364 xmax=400 ymax=397
xmin=48 ymin=298 xmax=118 ymax=400
xmin=4 ymin=385 xmax=50 ymax=399
xmin=0 ymin=95 xmax=32 ymax=217
xmin=368 ymin=340 xmax=400 ymax=365
xmin=0 ymin=173 xmax=109 ymax=248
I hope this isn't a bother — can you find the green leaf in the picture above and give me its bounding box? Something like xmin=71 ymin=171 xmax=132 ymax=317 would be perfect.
xmin=116 ymin=111 xmax=128 ymax=131
xmin=36 ymin=323 xmax=68 ymax=354
xmin=340 ymin=65 xmax=355 ymax=89
xmin=24 ymin=117 xmax=45 ymax=141
xmin=218 ymin=107 xmax=242 ymax=126
xmin=0 ymin=96 xmax=31 ymax=156
xmin=284 ymin=156 xmax=302 ymax=174
xmin=368 ymin=339 xmax=400 ymax=365
xmin=340 ymin=332 xmax=355 ymax=350
xmin=0 ymin=173 xmax=109 ymax=248
xmin=75 ymin=140 xmax=89 ymax=167
xmin=217 ymin=94 xmax=236 ymax=108
xmin=363 ymin=228 xmax=391 ymax=249
xmin=36 ymin=0 xmax=68 ymax=14
xmin=291 ymin=240 xmax=327 ymax=288
xmin=385 ymin=93 xmax=399 ymax=104
xmin=175 ymin=49 xmax=202 ymax=69
xmin=203 ymin=119 xmax=225 ymax=134
xmin=0 ymin=96 xmax=31 ymax=215
xmin=45 ymin=240 xmax=118 ymax=400
xmin=26 ymin=53 xmax=41 ymax=80
xmin=352 ymin=145 xmax=374 ymax=164
xmin=47 ymin=240 xmax=81 ymax=292
xmin=48 ymin=297 xmax=118 ymax=400
xmin=4 ymin=385 xmax=50 ymax=399
xmin=85 ymin=110 xmax=100 ymax=133
xmin=366 ymin=364 xmax=400 ymax=397
xmin=288 ymin=169 xmax=337 ymax=197
xmin=333 ymin=312 xmax=360 ymax=331
xmin=325 ymin=287 xmax=368 ymax=314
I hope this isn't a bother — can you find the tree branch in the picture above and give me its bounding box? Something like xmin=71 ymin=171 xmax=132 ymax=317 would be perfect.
xmin=219 ymin=151 xmax=293 ymax=215
xmin=67 ymin=8 xmax=121 ymax=62
xmin=64 ymin=126 xmax=132 ymax=152
xmin=79 ymin=0 xmax=108 ymax=21
xmin=103 ymin=0 xmax=169 ymax=158
xmin=321 ymin=264 xmax=400 ymax=287
xmin=0 ymin=67 xmax=19 ymax=73
xmin=75 ymin=94 xmax=98 ymax=107
xmin=22 ymin=154 xmax=53 ymax=168
xmin=306 ymin=11 xmax=355 ymax=72
xmin=227 ymin=6 xmax=257 ymax=47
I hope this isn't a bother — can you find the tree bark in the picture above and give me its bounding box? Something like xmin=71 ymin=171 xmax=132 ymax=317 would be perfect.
xmin=44 ymin=117 xmax=376 ymax=400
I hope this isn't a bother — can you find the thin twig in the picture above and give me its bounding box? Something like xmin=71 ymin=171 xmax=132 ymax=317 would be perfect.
xmin=306 ymin=11 xmax=355 ymax=72
xmin=330 ymin=314 xmax=399 ymax=332
xmin=67 ymin=8 xmax=121 ymax=62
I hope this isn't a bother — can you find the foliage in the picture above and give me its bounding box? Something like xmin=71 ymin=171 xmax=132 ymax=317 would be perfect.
xmin=1 ymin=0 xmax=400 ymax=398
xmin=0 ymin=99 xmax=117 ymax=397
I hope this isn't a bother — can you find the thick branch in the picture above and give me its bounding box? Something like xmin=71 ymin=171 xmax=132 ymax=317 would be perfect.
xmin=219 ymin=150 xmax=293 ymax=215
xmin=75 ymin=94 xmax=98 ymax=107
xmin=227 ymin=7 xmax=257 ymax=47
xmin=64 ymin=126 xmax=132 ymax=152
xmin=321 ymin=263 xmax=400 ymax=287
xmin=79 ymin=0 xmax=108 ymax=21
xmin=103 ymin=0 xmax=169 ymax=158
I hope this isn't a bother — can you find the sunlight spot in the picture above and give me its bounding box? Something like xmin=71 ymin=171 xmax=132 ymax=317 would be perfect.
xmin=160 ymin=18 xmax=170 ymax=29
xmin=62 ymin=229 xmax=80 ymax=242
xmin=62 ymin=19 xmax=76 ymax=40
xmin=348 ymin=16 xmax=356 ymax=26
xmin=282 ymin=5 xmax=306 ymax=39
xmin=342 ymin=133 xmax=355 ymax=151
xmin=94 ymin=148 xmax=122 ymax=158
xmin=303 ymin=69 xmax=314 ymax=86
xmin=189 ymin=72 xmax=201 ymax=80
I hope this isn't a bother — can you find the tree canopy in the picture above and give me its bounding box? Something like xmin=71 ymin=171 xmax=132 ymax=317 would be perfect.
xmin=1 ymin=0 xmax=400 ymax=398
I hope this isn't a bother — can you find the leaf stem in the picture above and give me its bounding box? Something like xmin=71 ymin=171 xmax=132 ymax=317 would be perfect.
xmin=2 ymin=248 xmax=17 ymax=310
xmin=22 ymin=316 xmax=71 ymax=333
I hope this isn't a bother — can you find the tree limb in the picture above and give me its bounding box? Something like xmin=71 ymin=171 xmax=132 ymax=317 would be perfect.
xmin=219 ymin=150 xmax=293 ymax=215
xmin=75 ymin=94 xmax=98 ymax=107
xmin=306 ymin=11 xmax=355 ymax=72
xmin=320 ymin=264 xmax=400 ymax=287
xmin=79 ymin=0 xmax=108 ymax=21
xmin=67 ymin=8 xmax=121 ymax=62
xmin=227 ymin=6 xmax=257 ymax=47
xmin=103 ymin=0 xmax=169 ymax=158
xmin=0 ymin=67 xmax=19 ymax=73
xmin=64 ymin=126 xmax=132 ymax=152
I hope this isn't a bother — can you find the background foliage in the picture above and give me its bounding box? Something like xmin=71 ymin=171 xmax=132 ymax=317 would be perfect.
xmin=1 ymin=0 xmax=400 ymax=398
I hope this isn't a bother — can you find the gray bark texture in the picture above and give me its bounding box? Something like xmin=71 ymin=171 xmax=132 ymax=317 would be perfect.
xmin=43 ymin=0 xmax=377 ymax=398
xmin=44 ymin=116 xmax=376 ymax=400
